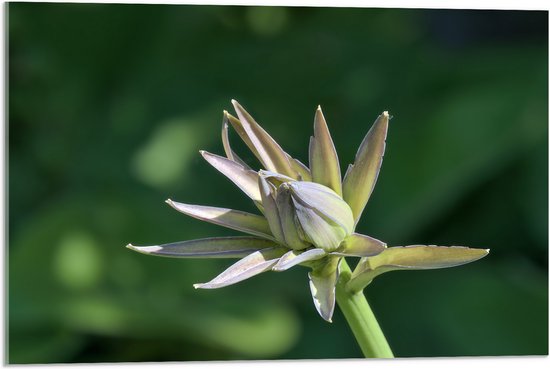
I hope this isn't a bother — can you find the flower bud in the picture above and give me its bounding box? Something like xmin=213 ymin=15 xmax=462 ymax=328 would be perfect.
xmin=279 ymin=181 xmax=355 ymax=252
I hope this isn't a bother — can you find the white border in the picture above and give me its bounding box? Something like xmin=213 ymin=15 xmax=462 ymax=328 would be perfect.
xmin=1 ymin=1 xmax=548 ymax=369
xmin=1 ymin=0 xmax=549 ymax=10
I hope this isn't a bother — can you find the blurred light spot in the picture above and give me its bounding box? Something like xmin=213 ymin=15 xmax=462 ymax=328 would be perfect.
xmin=196 ymin=301 xmax=300 ymax=356
xmin=54 ymin=230 xmax=102 ymax=290
xmin=65 ymin=298 xmax=126 ymax=335
xmin=132 ymin=120 xmax=197 ymax=189
xmin=246 ymin=7 xmax=288 ymax=36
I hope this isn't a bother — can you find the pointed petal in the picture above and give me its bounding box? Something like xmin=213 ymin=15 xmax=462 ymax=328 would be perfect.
xmin=227 ymin=108 xmax=309 ymax=180
xmin=309 ymin=106 xmax=342 ymax=195
xmin=231 ymin=100 xmax=297 ymax=178
xmin=166 ymin=199 xmax=274 ymax=241
xmin=287 ymin=155 xmax=312 ymax=181
xmin=272 ymin=248 xmax=326 ymax=271
xmin=258 ymin=176 xmax=286 ymax=244
xmin=348 ymin=245 xmax=490 ymax=292
xmin=201 ymin=150 xmax=261 ymax=203
xmin=331 ymin=233 xmax=386 ymax=257
xmin=194 ymin=247 xmax=286 ymax=289
xmin=308 ymin=256 xmax=342 ymax=322
xmin=343 ymin=111 xmax=389 ymax=223
xmin=126 ymin=236 xmax=278 ymax=259
xmin=275 ymin=186 xmax=310 ymax=250
xmin=226 ymin=112 xmax=260 ymax=159
xmin=221 ymin=112 xmax=253 ymax=170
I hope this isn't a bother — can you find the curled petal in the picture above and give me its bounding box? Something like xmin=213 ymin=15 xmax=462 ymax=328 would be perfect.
xmin=289 ymin=181 xmax=354 ymax=235
xmin=347 ymin=245 xmax=490 ymax=293
xmin=231 ymin=100 xmax=297 ymax=178
xmin=292 ymin=198 xmax=347 ymax=251
xmin=343 ymin=111 xmax=389 ymax=224
xmin=200 ymin=150 xmax=261 ymax=203
xmin=126 ymin=236 xmax=278 ymax=259
xmin=194 ymin=247 xmax=287 ymax=289
xmin=309 ymin=106 xmax=342 ymax=195
xmin=272 ymin=248 xmax=326 ymax=272
xmin=166 ymin=199 xmax=274 ymax=241
xmin=331 ymin=233 xmax=386 ymax=257
xmin=308 ymin=256 xmax=342 ymax=322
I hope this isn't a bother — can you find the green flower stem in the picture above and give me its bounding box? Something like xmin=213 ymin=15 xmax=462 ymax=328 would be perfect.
xmin=336 ymin=259 xmax=394 ymax=358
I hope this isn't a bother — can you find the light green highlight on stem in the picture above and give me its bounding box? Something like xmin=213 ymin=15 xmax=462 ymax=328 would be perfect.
xmin=335 ymin=259 xmax=394 ymax=358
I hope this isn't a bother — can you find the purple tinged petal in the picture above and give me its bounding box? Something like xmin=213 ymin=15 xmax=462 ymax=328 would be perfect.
xmin=200 ymin=150 xmax=261 ymax=203
xmin=221 ymin=112 xmax=253 ymax=170
xmin=272 ymin=248 xmax=326 ymax=272
xmin=126 ymin=236 xmax=278 ymax=259
xmin=275 ymin=185 xmax=310 ymax=250
xmin=165 ymin=199 xmax=274 ymax=241
xmin=231 ymin=100 xmax=297 ymax=178
xmin=258 ymin=176 xmax=286 ymax=244
xmin=193 ymin=247 xmax=287 ymax=289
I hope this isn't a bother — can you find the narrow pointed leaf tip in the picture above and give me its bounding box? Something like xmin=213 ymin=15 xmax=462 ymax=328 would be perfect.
xmin=165 ymin=199 xmax=274 ymax=241
xmin=193 ymin=247 xmax=286 ymax=289
xmin=309 ymin=106 xmax=342 ymax=195
xmin=348 ymin=245 xmax=489 ymax=293
xmin=343 ymin=111 xmax=389 ymax=223
xmin=127 ymin=237 xmax=278 ymax=259
xmin=200 ymin=150 xmax=262 ymax=203
xmin=308 ymin=256 xmax=341 ymax=322
xmin=231 ymin=100 xmax=297 ymax=178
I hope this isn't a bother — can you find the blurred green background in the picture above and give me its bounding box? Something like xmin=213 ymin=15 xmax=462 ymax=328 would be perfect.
xmin=7 ymin=3 xmax=548 ymax=363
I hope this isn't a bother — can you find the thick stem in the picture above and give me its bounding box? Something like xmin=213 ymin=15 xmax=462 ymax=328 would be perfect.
xmin=336 ymin=259 xmax=394 ymax=358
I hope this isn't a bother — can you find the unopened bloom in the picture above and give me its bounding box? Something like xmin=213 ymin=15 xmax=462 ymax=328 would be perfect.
xmin=128 ymin=100 xmax=488 ymax=322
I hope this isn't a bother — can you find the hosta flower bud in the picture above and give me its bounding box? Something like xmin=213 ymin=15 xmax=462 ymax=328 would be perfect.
xmin=278 ymin=181 xmax=355 ymax=252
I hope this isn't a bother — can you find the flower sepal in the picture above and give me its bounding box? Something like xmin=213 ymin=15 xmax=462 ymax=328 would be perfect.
xmin=346 ymin=245 xmax=490 ymax=293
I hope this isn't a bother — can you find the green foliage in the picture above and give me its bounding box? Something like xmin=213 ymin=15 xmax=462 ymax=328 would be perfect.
xmin=8 ymin=3 xmax=548 ymax=363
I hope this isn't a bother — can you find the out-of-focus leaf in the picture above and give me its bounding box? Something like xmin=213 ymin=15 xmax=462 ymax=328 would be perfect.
xmin=309 ymin=106 xmax=342 ymax=195
xmin=165 ymin=199 xmax=274 ymax=240
xmin=127 ymin=236 xmax=278 ymax=258
xmin=194 ymin=247 xmax=286 ymax=289
xmin=348 ymin=245 xmax=490 ymax=292
xmin=342 ymin=111 xmax=389 ymax=224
